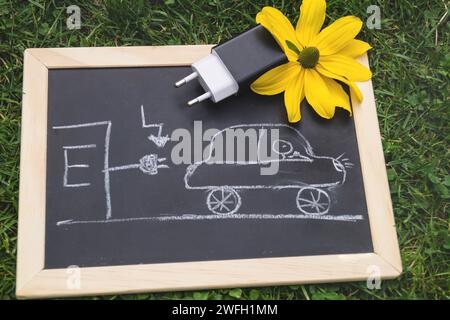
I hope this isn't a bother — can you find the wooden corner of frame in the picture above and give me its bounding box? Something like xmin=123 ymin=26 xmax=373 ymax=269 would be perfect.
xmin=15 ymin=268 xmax=42 ymax=299
xmin=15 ymin=284 xmax=27 ymax=299
xmin=23 ymin=48 xmax=38 ymax=60
xmin=376 ymin=252 xmax=403 ymax=279
xmin=23 ymin=48 xmax=48 ymax=69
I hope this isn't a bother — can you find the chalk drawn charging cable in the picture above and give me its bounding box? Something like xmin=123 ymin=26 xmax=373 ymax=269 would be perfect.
xmin=175 ymin=25 xmax=287 ymax=106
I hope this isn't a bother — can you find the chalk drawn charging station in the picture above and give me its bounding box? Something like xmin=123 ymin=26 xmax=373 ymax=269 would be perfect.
xmin=16 ymin=46 xmax=401 ymax=298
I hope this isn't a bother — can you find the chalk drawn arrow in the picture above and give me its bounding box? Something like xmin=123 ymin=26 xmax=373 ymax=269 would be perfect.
xmin=148 ymin=134 xmax=170 ymax=148
xmin=140 ymin=105 xmax=171 ymax=148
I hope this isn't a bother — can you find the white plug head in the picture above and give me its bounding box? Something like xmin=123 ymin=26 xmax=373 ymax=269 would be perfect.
xmin=175 ymin=50 xmax=239 ymax=105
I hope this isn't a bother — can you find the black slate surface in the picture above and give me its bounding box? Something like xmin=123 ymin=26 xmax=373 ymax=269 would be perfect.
xmin=44 ymin=66 xmax=373 ymax=269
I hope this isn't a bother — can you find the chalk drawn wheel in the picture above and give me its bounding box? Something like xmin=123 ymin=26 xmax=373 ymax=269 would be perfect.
xmin=296 ymin=187 xmax=330 ymax=216
xmin=207 ymin=187 xmax=241 ymax=215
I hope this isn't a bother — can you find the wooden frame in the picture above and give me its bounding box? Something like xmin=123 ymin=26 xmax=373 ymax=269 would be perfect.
xmin=17 ymin=46 xmax=401 ymax=298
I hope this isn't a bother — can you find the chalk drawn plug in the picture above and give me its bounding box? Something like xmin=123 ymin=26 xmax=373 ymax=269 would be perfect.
xmin=185 ymin=124 xmax=353 ymax=216
xmin=139 ymin=154 xmax=169 ymax=175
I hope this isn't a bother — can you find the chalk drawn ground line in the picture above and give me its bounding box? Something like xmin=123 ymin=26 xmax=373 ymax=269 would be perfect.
xmin=56 ymin=213 xmax=364 ymax=226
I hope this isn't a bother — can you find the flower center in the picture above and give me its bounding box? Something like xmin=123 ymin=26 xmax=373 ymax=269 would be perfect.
xmin=299 ymin=47 xmax=319 ymax=69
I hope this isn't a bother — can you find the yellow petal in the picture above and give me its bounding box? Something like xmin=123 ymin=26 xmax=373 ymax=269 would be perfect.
xmin=337 ymin=39 xmax=372 ymax=58
xmin=349 ymin=83 xmax=363 ymax=103
xmin=283 ymin=68 xmax=305 ymax=123
xmin=313 ymin=16 xmax=363 ymax=56
xmin=319 ymin=54 xmax=372 ymax=82
xmin=251 ymin=62 xmax=300 ymax=95
xmin=316 ymin=63 xmax=363 ymax=102
xmin=322 ymin=77 xmax=352 ymax=115
xmin=304 ymin=69 xmax=335 ymax=119
xmin=295 ymin=0 xmax=326 ymax=47
xmin=256 ymin=7 xmax=302 ymax=61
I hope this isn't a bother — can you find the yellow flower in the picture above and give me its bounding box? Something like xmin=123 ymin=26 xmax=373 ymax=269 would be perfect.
xmin=251 ymin=0 xmax=372 ymax=123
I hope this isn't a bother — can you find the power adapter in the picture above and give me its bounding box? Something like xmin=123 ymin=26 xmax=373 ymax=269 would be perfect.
xmin=175 ymin=25 xmax=287 ymax=106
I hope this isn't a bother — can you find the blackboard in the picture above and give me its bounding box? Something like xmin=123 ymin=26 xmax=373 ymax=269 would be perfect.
xmin=17 ymin=47 xmax=401 ymax=298
xmin=45 ymin=65 xmax=372 ymax=269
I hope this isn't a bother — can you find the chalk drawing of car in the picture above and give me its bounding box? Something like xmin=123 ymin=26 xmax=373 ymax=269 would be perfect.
xmin=184 ymin=124 xmax=354 ymax=216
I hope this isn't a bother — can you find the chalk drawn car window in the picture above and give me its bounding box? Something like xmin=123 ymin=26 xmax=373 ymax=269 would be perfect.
xmin=272 ymin=139 xmax=293 ymax=156
xmin=272 ymin=139 xmax=312 ymax=161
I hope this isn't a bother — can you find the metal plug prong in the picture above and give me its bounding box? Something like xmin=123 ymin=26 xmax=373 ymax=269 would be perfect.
xmin=175 ymin=72 xmax=198 ymax=87
xmin=187 ymin=92 xmax=212 ymax=106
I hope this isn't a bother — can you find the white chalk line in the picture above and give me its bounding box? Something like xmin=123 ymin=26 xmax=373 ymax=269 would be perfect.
xmin=140 ymin=105 xmax=162 ymax=129
xmin=56 ymin=213 xmax=364 ymax=226
xmin=53 ymin=121 xmax=110 ymax=129
xmin=104 ymin=163 xmax=140 ymax=172
xmin=104 ymin=122 xmax=112 ymax=219
xmin=63 ymin=144 xmax=97 ymax=150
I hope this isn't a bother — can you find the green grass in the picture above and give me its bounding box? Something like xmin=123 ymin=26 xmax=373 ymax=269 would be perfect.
xmin=0 ymin=0 xmax=448 ymax=300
